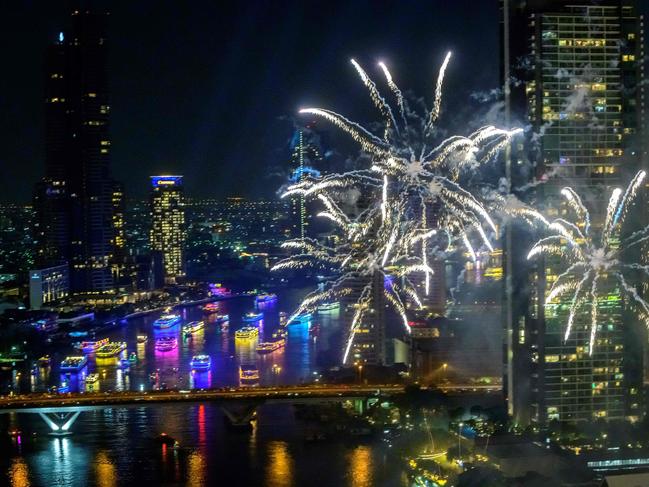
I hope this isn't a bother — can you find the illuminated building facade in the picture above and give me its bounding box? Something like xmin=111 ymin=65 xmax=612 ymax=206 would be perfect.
xmin=502 ymin=0 xmax=645 ymax=425
xmin=29 ymin=264 xmax=69 ymax=310
xmin=345 ymin=271 xmax=386 ymax=365
xmin=34 ymin=9 xmax=118 ymax=293
xmin=150 ymin=176 xmax=186 ymax=284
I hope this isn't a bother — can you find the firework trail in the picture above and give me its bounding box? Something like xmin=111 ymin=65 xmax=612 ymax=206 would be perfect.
xmin=276 ymin=53 xmax=521 ymax=364
xmin=527 ymin=171 xmax=648 ymax=355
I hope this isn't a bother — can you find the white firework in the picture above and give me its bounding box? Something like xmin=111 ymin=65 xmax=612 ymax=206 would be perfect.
xmin=277 ymin=53 xmax=520 ymax=364
xmin=527 ymin=171 xmax=649 ymax=355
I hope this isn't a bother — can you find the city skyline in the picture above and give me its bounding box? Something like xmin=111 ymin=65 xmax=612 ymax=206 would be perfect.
xmin=1 ymin=0 xmax=502 ymax=203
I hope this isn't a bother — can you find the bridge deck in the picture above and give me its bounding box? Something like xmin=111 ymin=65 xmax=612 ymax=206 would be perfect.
xmin=0 ymin=385 xmax=405 ymax=413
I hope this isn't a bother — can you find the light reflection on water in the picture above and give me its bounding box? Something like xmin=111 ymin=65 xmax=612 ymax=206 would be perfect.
xmin=0 ymin=404 xmax=406 ymax=487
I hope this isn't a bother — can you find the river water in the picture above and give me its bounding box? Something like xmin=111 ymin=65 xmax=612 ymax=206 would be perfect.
xmin=0 ymin=294 xmax=408 ymax=486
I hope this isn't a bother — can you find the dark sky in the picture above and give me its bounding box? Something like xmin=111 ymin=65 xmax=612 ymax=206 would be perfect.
xmin=0 ymin=0 xmax=500 ymax=203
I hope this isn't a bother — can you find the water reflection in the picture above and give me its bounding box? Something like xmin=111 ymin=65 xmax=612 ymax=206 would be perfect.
xmin=266 ymin=441 xmax=293 ymax=487
xmin=348 ymin=446 xmax=373 ymax=487
xmin=8 ymin=458 xmax=29 ymax=487
xmin=94 ymin=451 xmax=116 ymax=487
xmin=186 ymin=451 xmax=206 ymax=487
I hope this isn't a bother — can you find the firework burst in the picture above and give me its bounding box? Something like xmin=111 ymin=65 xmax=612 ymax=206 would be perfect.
xmin=276 ymin=53 xmax=520 ymax=364
xmin=527 ymin=171 xmax=649 ymax=354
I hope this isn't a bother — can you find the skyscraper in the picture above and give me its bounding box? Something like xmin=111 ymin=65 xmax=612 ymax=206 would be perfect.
xmin=288 ymin=127 xmax=323 ymax=240
xmin=34 ymin=9 xmax=116 ymax=293
xmin=150 ymin=176 xmax=186 ymax=284
xmin=501 ymin=0 xmax=645 ymax=425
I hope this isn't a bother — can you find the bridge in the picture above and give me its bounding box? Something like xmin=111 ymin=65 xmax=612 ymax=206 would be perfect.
xmin=0 ymin=384 xmax=405 ymax=432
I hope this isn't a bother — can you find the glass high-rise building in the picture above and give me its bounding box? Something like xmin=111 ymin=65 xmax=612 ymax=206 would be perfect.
xmin=150 ymin=176 xmax=186 ymax=284
xmin=34 ymin=9 xmax=117 ymax=293
xmin=501 ymin=0 xmax=645 ymax=425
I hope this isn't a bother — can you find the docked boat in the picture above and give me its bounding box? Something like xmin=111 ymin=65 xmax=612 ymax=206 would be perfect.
xmin=239 ymin=366 xmax=260 ymax=384
xmin=317 ymin=302 xmax=339 ymax=312
xmin=60 ymin=356 xmax=88 ymax=372
xmin=288 ymin=313 xmax=312 ymax=325
xmin=95 ymin=342 xmax=127 ymax=358
xmin=85 ymin=373 xmax=99 ymax=384
xmin=235 ymin=326 xmax=259 ymax=339
xmin=242 ymin=311 xmax=263 ymax=323
xmin=190 ymin=355 xmax=211 ymax=370
xmin=202 ymin=302 xmax=220 ymax=314
xmin=256 ymin=338 xmax=285 ymax=354
xmin=137 ymin=334 xmax=148 ymax=344
xmin=81 ymin=337 xmax=109 ymax=353
xmin=255 ymin=293 xmax=277 ymax=304
xmin=153 ymin=314 xmax=182 ymax=329
xmin=182 ymin=320 xmax=205 ymax=336
xmin=215 ymin=314 xmax=229 ymax=323
xmin=155 ymin=336 xmax=177 ymax=352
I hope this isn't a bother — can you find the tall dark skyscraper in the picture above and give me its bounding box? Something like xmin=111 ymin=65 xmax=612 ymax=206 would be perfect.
xmin=34 ymin=9 xmax=116 ymax=293
xmin=501 ymin=0 xmax=646 ymax=425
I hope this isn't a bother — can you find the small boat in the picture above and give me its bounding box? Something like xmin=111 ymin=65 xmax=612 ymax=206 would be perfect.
xmin=85 ymin=373 xmax=99 ymax=384
xmin=69 ymin=330 xmax=89 ymax=338
xmin=155 ymin=336 xmax=177 ymax=352
xmin=239 ymin=366 xmax=259 ymax=384
xmin=242 ymin=311 xmax=263 ymax=323
xmin=96 ymin=342 xmax=127 ymax=358
xmin=215 ymin=314 xmax=229 ymax=323
xmin=255 ymin=293 xmax=277 ymax=304
xmin=182 ymin=321 xmax=205 ymax=336
xmin=60 ymin=356 xmax=88 ymax=372
xmin=317 ymin=302 xmax=339 ymax=312
xmin=153 ymin=314 xmax=182 ymax=329
xmin=137 ymin=334 xmax=148 ymax=344
xmin=120 ymin=358 xmax=131 ymax=368
xmin=202 ymin=302 xmax=220 ymax=314
xmin=190 ymin=355 xmax=211 ymax=370
xmin=288 ymin=313 xmax=312 ymax=326
xmin=129 ymin=352 xmax=138 ymax=363
xmin=38 ymin=355 xmax=51 ymax=366
xmin=310 ymin=323 xmax=321 ymax=336
xmin=256 ymin=338 xmax=285 ymax=354
xmin=279 ymin=312 xmax=288 ymax=326
xmin=235 ymin=327 xmax=259 ymax=339
xmin=81 ymin=337 xmax=109 ymax=353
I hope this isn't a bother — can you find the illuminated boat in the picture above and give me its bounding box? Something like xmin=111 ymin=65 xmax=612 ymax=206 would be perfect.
xmin=95 ymin=342 xmax=127 ymax=358
xmin=129 ymin=352 xmax=138 ymax=363
xmin=239 ymin=366 xmax=260 ymax=384
xmin=137 ymin=334 xmax=148 ymax=344
xmin=153 ymin=314 xmax=182 ymax=329
xmin=288 ymin=313 xmax=312 ymax=325
xmin=256 ymin=338 xmax=285 ymax=354
xmin=81 ymin=337 xmax=109 ymax=353
xmin=310 ymin=323 xmax=321 ymax=336
xmin=215 ymin=314 xmax=229 ymax=323
xmin=155 ymin=336 xmax=177 ymax=352
xmin=182 ymin=320 xmax=205 ymax=336
xmin=235 ymin=326 xmax=259 ymax=339
xmin=317 ymin=302 xmax=339 ymax=312
xmin=69 ymin=330 xmax=89 ymax=338
xmin=120 ymin=358 xmax=131 ymax=368
xmin=242 ymin=311 xmax=263 ymax=323
xmin=60 ymin=355 xmax=88 ymax=372
xmin=38 ymin=355 xmax=51 ymax=366
xmin=190 ymin=355 xmax=211 ymax=370
xmin=85 ymin=373 xmax=99 ymax=384
xmin=255 ymin=293 xmax=277 ymax=304
xmin=202 ymin=302 xmax=220 ymax=314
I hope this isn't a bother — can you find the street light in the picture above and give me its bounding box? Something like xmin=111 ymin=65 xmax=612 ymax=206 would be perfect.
xmin=458 ymin=422 xmax=464 ymax=466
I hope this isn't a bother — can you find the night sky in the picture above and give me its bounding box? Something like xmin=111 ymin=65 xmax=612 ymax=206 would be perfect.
xmin=1 ymin=1 xmax=500 ymax=203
